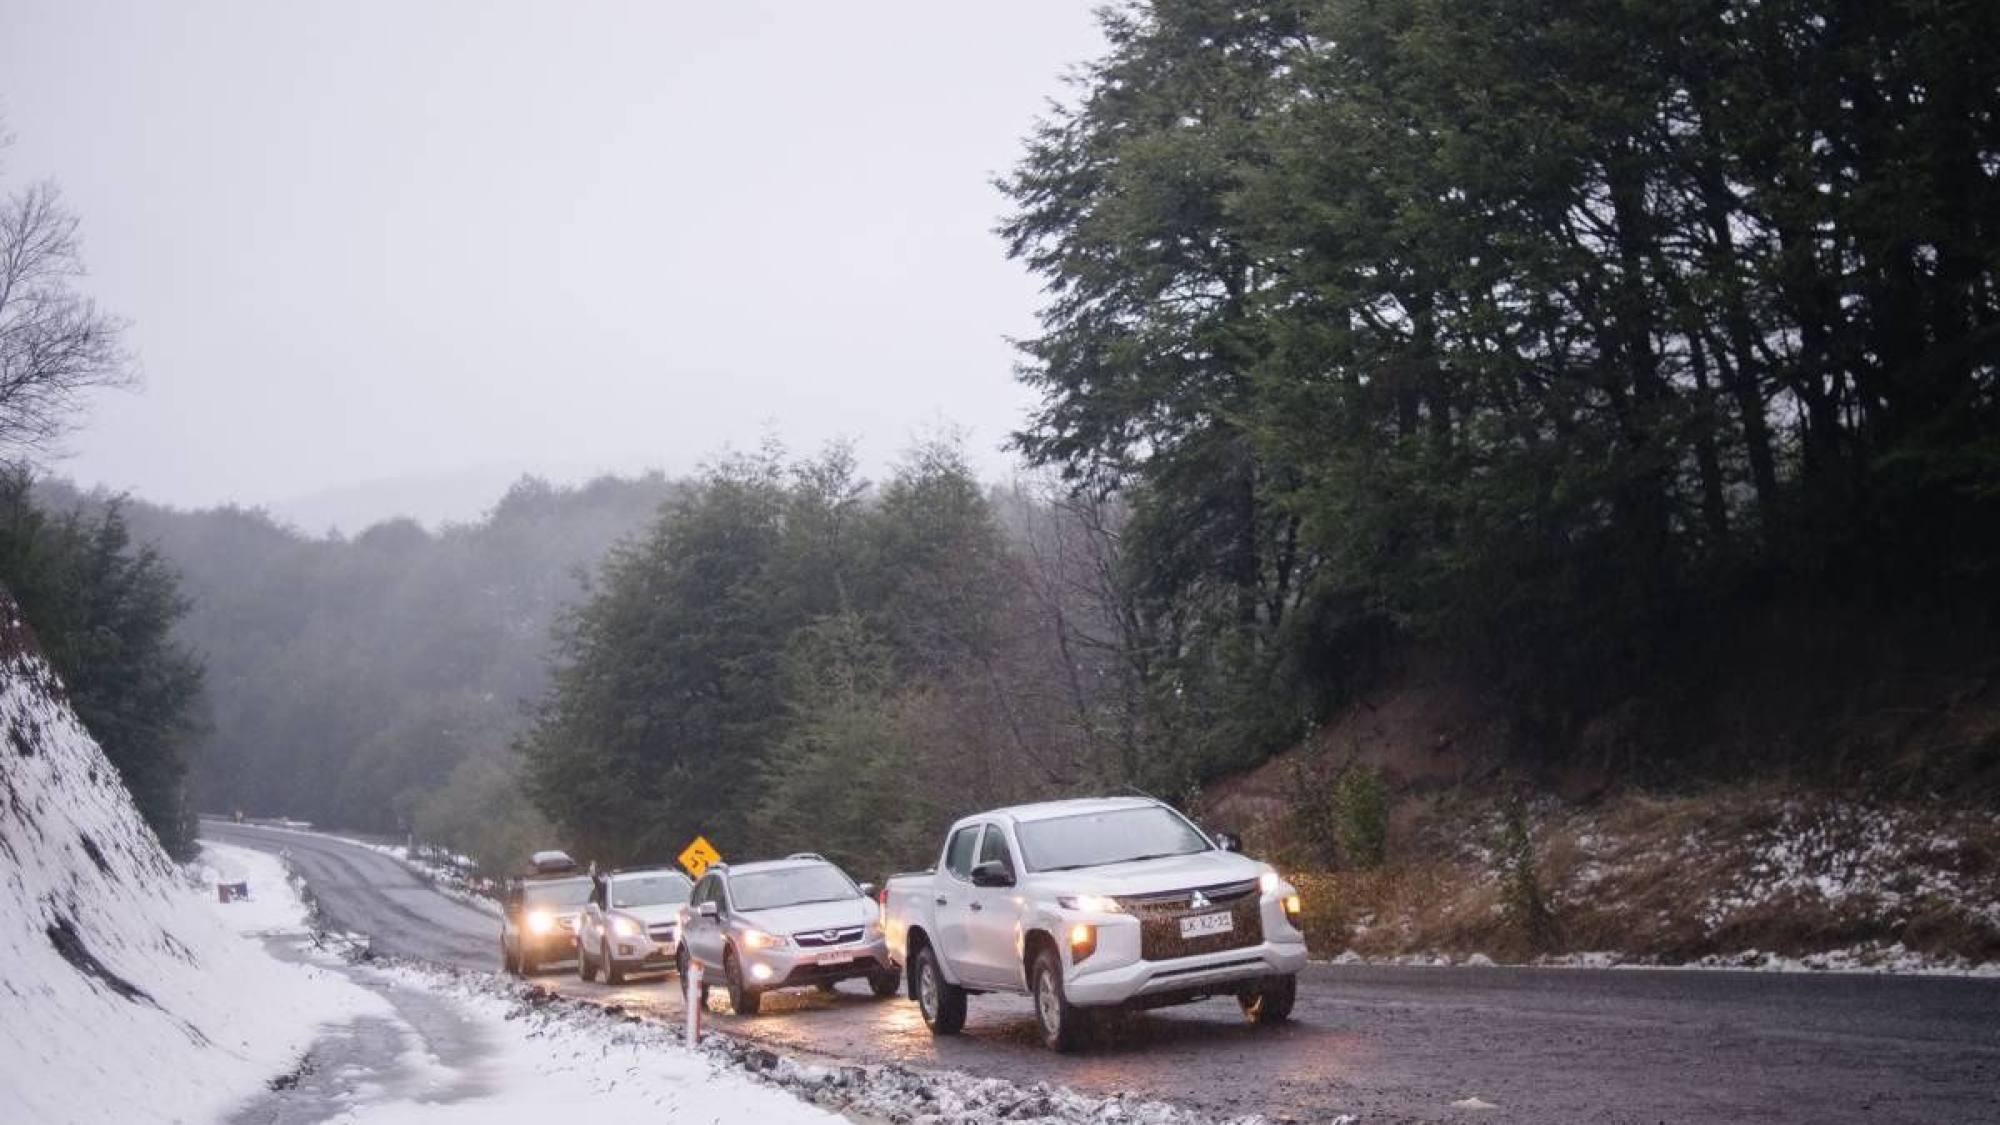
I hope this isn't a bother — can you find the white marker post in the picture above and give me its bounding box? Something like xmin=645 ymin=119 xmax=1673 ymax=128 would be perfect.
xmin=684 ymin=960 xmax=704 ymax=1045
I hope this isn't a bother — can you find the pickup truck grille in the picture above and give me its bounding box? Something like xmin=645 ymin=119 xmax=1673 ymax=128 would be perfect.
xmin=1121 ymin=879 xmax=1264 ymax=962
xmin=793 ymin=926 xmax=866 ymax=948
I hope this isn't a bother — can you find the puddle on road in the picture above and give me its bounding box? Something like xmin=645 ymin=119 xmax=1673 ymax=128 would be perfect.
xmin=227 ymin=938 xmax=494 ymax=1124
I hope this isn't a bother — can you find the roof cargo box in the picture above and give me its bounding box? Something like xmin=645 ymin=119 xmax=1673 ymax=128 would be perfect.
xmin=529 ymin=849 xmax=579 ymax=875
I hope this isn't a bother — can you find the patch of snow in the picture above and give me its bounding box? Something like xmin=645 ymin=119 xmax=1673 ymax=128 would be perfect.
xmin=0 ymin=641 xmax=385 ymax=1124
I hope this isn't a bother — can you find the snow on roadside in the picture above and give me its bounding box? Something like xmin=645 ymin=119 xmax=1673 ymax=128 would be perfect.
xmin=204 ymin=846 xmax=844 ymax=1125
xmin=1315 ymin=945 xmax=2000 ymax=976
xmin=227 ymin=821 xmax=500 ymax=918
xmin=326 ymin=966 xmax=844 ymax=1125
xmin=359 ymin=964 xmax=1276 ymax=1125
xmin=0 ymin=621 xmax=385 ymax=1124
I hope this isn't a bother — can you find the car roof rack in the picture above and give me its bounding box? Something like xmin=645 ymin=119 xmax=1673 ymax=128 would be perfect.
xmin=785 ymin=852 xmax=828 ymax=862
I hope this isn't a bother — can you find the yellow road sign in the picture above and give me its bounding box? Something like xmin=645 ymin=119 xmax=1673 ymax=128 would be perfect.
xmin=678 ymin=835 xmax=721 ymax=878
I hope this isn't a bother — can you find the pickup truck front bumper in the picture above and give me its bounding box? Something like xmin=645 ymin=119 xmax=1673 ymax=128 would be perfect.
xmin=1062 ymin=897 xmax=1307 ymax=1008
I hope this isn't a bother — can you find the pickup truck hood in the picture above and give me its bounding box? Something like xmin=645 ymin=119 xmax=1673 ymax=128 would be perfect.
xmin=1031 ymin=851 xmax=1264 ymax=898
xmin=739 ymin=897 xmax=877 ymax=938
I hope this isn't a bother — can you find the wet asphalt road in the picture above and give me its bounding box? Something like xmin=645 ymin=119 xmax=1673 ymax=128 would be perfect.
xmin=203 ymin=821 xmax=2000 ymax=1125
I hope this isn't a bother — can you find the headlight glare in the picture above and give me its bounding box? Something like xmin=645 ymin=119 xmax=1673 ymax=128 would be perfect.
xmin=1057 ymin=894 xmax=1124 ymax=914
xmin=526 ymin=909 xmax=555 ymax=935
xmin=610 ymin=916 xmax=642 ymax=939
xmin=742 ymin=929 xmax=787 ymax=950
xmin=1259 ymin=871 xmax=1281 ymax=895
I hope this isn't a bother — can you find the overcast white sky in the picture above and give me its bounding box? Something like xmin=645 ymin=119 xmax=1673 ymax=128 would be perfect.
xmin=0 ymin=1 xmax=1103 ymax=530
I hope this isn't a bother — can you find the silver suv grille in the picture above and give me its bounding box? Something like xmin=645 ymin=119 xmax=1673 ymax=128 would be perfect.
xmin=647 ymin=924 xmax=676 ymax=941
xmin=793 ymin=926 xmax=865 ymax=948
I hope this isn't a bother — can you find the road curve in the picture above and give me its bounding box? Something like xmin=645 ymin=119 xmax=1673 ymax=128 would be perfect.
xmin=203 ymin=821 xmax=2000 ymax=1125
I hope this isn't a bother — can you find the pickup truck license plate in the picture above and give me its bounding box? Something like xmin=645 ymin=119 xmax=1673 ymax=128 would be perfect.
xmin=1179 ymin=911 xmax=1234 ymax=939
xmin=816 ymin=951 xmax=855 ymax=964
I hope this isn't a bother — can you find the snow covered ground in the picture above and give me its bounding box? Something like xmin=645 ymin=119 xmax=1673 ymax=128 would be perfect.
xmin=0 ymin=614 xmax=852 ymax=1125
xmin=210 ymin=840 xmax=843 ymax=1123
xmin=0 ymin=634 xmax=379 ymax=1123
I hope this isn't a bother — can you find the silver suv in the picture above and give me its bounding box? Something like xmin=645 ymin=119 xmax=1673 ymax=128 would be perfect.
xmin=576 ymin=867 xmax=694 ymax=984
xmin=676 ymin=854 xmax=898 ymax=1014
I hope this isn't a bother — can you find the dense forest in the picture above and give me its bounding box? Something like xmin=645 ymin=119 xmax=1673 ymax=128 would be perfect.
xmin=993 ymin=0 xmax=1999 ymax=777
xmin=33 ymin=473 xmax=679 ymax=869
xmin=9 ymin=0 xmax=1997 ymax=882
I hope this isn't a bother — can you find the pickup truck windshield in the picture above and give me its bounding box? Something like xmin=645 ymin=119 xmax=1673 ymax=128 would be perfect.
xmin=523 ymin=877 xmax=591 ymax=909
xmin=1017 ymin=806 xmax=1213 ymax=872
xmin=730 ymin=865 xmax=858 ymax=911
xmin=612 ymin=873 xmax=692 ymax=908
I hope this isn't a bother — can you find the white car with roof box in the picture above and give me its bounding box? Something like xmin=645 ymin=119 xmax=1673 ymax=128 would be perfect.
xmin=881 ymin=796 xmax=1306 ymax=1051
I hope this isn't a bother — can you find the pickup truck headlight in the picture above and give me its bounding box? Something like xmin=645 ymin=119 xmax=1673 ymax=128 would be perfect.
xmin=1057 ymin=894 xmax=1125 ymax=914
xmin=1068 ymin=923 xmax=1098 ymax=963
xmin=742 ymin=929 xmax=789 ymax=951
xmin=1259 ymin=871 xmax=1281 ymax=895
xmin=610 ymin=916 xmax=642 ymax=939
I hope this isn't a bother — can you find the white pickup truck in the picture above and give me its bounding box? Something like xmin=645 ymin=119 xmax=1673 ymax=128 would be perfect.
xmin=881 ymin=796 xmax=1307 ymax=1051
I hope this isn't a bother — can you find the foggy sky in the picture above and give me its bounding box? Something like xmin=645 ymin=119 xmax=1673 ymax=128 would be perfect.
xmin=0 ymin=2 xmax=1104 ymax=530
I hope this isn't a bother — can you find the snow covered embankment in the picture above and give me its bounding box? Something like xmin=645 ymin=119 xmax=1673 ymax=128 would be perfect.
xmin=0 ymin=605 xmax=376 ymax=1123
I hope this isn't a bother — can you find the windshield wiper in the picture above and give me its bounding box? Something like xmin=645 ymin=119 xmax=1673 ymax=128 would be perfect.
xmin=1040 ymin=851 xmax=1189 ymax=872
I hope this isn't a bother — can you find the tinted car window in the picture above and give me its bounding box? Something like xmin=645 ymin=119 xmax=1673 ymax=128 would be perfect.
xmin=728 ymin=865 xmax=859 ymax=912
xmin=611 ymin=872 xmax=693 ymax=908
xmin=977 ymin=825 xmax=1014 ymax=873
xmin=522 ymin=877 xmax=592 ymax=909
xmin=1016 ymin=806 xmax=1212 ymax=873
xmin=944 ymin=826 xmax=982 ymax=879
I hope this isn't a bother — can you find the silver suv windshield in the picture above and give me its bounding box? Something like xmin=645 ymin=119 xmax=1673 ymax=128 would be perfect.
xmin=730 ymin=865 xmax=858 ymax=911
xmin=612 ymin=872 xmax=692 ymax=908
xmin=523 ymin=877 xmax=591 ymax=909
xmin=1017 ymin=806 xmax=1213 ymax=872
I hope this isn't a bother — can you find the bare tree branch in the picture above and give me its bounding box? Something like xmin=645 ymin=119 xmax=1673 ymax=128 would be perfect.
xmin=0 ymin=179 xmax=135 ymax=463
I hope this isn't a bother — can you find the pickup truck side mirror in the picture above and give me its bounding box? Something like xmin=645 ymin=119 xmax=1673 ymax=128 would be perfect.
xmin=856 ymin=881 xmax=878 ymax=900
xmin=969 ymin=860 xmax=1015 ymax=888
xmin=1213 ymin=831 xmax=1243 ymax=853
xmin=696 ymin=901 xmax=720 ymax=918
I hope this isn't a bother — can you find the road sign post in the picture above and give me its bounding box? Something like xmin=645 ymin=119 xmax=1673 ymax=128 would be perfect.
xmin=685 ymin=960 xmax=704 ymax=1045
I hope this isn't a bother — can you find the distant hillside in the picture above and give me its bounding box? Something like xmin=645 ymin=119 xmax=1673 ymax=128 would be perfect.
xmin=35 ymin=472 xmax=682 ymax=835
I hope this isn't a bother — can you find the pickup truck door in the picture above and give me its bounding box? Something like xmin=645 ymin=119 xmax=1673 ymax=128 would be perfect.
xmin=961 ymin=824 xmax=1025 ymax=989
xmin=932 ymin=824 xmax=984 ymax=984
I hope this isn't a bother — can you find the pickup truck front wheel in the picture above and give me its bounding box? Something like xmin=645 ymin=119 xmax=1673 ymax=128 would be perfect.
xmin=913 ymin=946 xmax=966 ymax=1034
xmin=1239 ymin=974 xmax=1297 ymax=1024
xmin=1031 ymin=947 xmax=1089 ymax=1053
